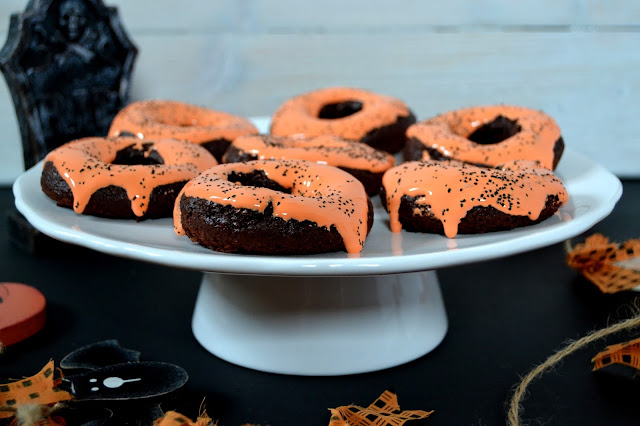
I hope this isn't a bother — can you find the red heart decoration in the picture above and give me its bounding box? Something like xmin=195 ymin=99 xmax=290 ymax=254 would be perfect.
xmin=0 ymin=282 xmax=46 ymax=346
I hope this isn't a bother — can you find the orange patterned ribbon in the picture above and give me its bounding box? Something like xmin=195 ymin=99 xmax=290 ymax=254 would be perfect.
xmin=592 ymin=336 xmax=640 ymax=371
xmin=328 ymin=390 xmax=433 ymax=426
xmin=566 ymin=234 xmax=640 ymax=293
xmin=0 ymin=361 xmax=73 ymax=420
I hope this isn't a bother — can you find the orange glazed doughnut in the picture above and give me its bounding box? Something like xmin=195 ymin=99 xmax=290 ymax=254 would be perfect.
xmin=41 ymin=137 xmax=218 ymax=219
xmin=404 ymin=105 xmax=564 ymax=170
xmin=108 ymin=100 xmax=258 ymax=162
xmin=381 ymin=160 xmax=568 ymax=238
xmin=174 ymin=159 xmax=374 ymax=254
xmin=270 ymin=87 xmax=416 ymax=154
xmin=222 ymin=134 xmax=395 ymax=195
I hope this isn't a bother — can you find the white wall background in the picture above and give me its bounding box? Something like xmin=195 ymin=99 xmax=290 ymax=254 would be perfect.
xmin=1 ymin=0 xmax=639 ymax=183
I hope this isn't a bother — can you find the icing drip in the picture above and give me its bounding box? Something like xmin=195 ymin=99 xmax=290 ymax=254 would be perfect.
xmin=174 ymin=159 xmax=370 ymax=253
xmin=383 ymin=160 xmax=568 ymax=238
xmin=43 ymin=137 xmax=218 ymax=217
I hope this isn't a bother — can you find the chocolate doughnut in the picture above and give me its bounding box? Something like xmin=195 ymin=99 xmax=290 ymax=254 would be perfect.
xmin=381 ymin=160 xmax=568 ymax=238
xmin=404 ymin=105 xmax=564 ymax=170
xmin=222 ymin=134 xmax=395 ymax=195
xmin=174 ymin=159 xmax=374 ymax=254
xmin=108 ymin=100 xmax=258 ymax=162
xmin=270 ymin=87 xmax=416 ymax=153
xmin=41 ymin=137 xmax=218 ymax=219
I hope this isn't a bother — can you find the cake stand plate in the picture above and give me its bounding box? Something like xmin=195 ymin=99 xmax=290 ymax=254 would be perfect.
xmin=14 ymin=136 xmax=622 ymax=374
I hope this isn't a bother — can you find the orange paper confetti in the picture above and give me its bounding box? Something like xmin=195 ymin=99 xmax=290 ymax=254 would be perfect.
xmin=0 ymin=361 xmax=73 ymax=419
xmin=328 ymin=390 xmax=433 ymax=426
xmin=566 ymin=234 xmax=640 ymax=293
xmin=154 ymin=410 xmax=214 ymax=426
xmin=592 ymin=336 xmax=640 ymax=371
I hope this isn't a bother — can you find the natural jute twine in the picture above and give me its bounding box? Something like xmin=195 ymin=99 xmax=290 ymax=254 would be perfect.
xmin=507 ymin=312 xmax=640 ymax=426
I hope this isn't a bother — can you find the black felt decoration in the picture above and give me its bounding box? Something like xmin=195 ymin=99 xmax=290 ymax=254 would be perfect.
xmin=61 ymin=339 xmax=141 ymax=370
xmin=56 ymin=340 xmax=188 ymax=425
xmin=0 ymin=0 xmax=138 ymax=169
xmin=60 ymin=362 xmax=189 ymax=401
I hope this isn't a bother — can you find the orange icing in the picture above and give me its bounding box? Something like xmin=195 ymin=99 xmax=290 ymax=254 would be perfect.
xmin=43 ymin=137 xmax=218 ymax=217
xmin=108 ymin=100 xmax=258 ymax=144
xmin=223 ymin=134 xmax=395 ymax=173
xmin=270 ymin=87 xmax=410 ymax=141
xmin=407 ymin=105 xmax=562 ymax=170
xmin=174 ymin=159 xmax=370 ymax=253
xmin=383 ymin=160 xmax=568 ymax=238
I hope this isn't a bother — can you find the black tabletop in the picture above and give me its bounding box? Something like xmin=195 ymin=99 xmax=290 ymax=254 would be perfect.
xmin=1 ymin=180 xmax=640 ymax=426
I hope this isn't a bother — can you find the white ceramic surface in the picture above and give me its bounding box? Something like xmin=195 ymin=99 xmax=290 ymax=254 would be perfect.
xmin=193 ymin=271 xmax=447 ymax=375
xmin=13 ymin=147 xmax=622 ymax=277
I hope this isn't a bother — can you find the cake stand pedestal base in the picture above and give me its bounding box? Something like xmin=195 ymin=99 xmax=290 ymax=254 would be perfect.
xmin=192 ymin=270 xmax=447 ymax=375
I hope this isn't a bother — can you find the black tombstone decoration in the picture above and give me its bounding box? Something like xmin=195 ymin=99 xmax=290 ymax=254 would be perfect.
xmin=0 ymin=0 xmax=137 ymax=168
xmin=0 ymin=0 xmax=137 ymax=253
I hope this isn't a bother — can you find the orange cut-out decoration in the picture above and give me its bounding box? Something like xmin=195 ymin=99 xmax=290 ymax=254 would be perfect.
xmin=0 ymin=361 xmax=73 ymax=419
xmin=566 ymin=234 xmax=640 ymax=293
xmin=592 ymin=336 xmax=640 ymax=371
xmin=328 ymin=390 xmax=433 ymax=426
xmin=153 ymin=410 xmax=213 ymax=426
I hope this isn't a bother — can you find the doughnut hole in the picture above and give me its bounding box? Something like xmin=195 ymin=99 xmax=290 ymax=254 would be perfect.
xmin=318 ymin=101 xmax=363 ymax=119
xmin=200 ymin=139 xmax=233 ymax=163
xmin=467 ymin=115 xmax=522 ymax=145
xmin=227 ymin=170 xmax=291 ymax=194
xmin=112 ymin=143 xmax=164 ymax=165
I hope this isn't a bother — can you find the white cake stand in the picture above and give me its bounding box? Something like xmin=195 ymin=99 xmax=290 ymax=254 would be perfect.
xmin=13 ymin=128 xmax=622 ymax=375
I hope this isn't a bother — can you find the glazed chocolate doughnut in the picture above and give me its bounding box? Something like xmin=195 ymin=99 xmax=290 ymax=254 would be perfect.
xmin=404 ymin=105 xmax=564 ymax=170
xmin=270 ymin=87 xmax=416 ymax=153
xmin=381 ymin=160 xmax=568 ymax=238
xmin=41 ymin=137 xmax=218 ymax=219
xmin=222 ymin=134 xmax=395 ymax=195
xmin=108 ymin=100 xmax=258 ymax=162
xmin=174 ymin=159 xmax=374 ymax=254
